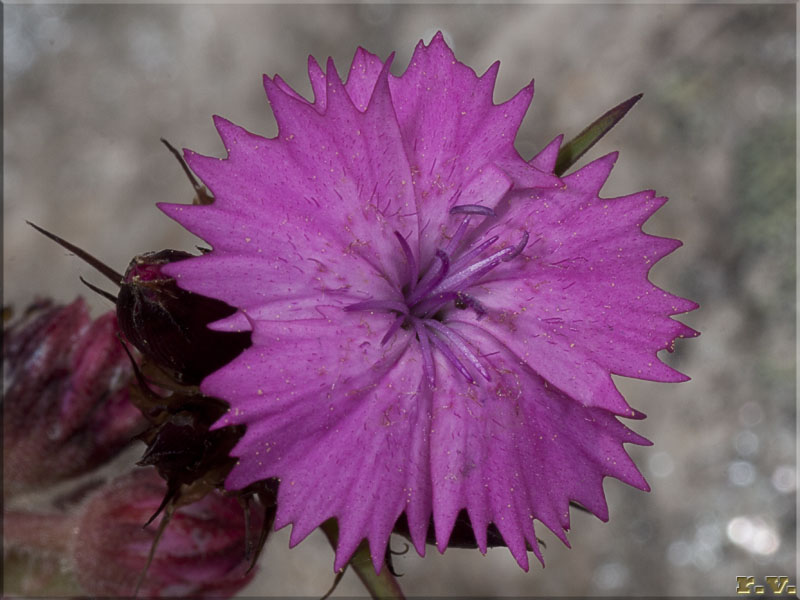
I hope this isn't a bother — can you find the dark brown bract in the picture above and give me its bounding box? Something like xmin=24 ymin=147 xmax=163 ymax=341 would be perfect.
xmin=117 ymin=249 xmax=251 ymax=385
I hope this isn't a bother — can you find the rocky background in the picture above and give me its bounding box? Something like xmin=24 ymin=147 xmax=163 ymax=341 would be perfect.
xmin=4 ymin=3 xmax=795 ymax=597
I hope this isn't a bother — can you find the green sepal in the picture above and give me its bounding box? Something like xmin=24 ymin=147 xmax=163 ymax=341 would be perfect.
xmin=554 ymin=93 xmax=643 ymax=176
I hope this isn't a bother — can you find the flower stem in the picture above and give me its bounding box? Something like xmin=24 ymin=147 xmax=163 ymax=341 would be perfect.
xmin=320 ymin=520 xmax=406 ymax=600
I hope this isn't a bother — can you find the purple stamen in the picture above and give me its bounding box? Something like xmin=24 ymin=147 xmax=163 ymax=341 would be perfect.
xmin=406 ymin=250 xmax=450 ymax=306
xmin=381 ymin=313 xmax=407 ymax=346
xmin=425 ymin=323 xmax=475 ymax=384
xmin=450 ymin=204 xmax=496 ymax=217
xmin=394 ymin=231 xmax=418 ymax=293
xmin=428 ymin=247 xmax=512 ymax=297
xmin=449 ymin=235 xmax=499 ymax=273
xmin=444 ymin=216 xmax=471 ymax=256
xmin=345 ymin=299 xmax=409 ymax=314
xmin=433 ymin=231 xmax=530 ymax=296
xmin=413 ymin=319 xmax=436 ymax=388
xmin=349 ymin=212 xmax=528 ymax=383
xmin=413 ymin=291 xmax=460 ymax=318
xmin=425 ymin=320 xmax=490 ymax=382
xmin=502 ymin=231 xmax=530 ymax=261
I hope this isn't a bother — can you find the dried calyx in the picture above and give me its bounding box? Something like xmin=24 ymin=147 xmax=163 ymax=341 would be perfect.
xmin=27 ymin=139 xmax=251 ymax=387
xmin=117 ymin=249 xmax=251 ymax=386
xmin=26 ymin=152 xmax=253 ymax=504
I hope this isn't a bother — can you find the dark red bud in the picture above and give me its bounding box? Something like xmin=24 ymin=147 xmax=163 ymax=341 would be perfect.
xmin=116 ymin=250 xmax=251 ymax=385
xmin=72 ymin=468 xmax=260 ymax=598
xmin=3 ymin=298 xmax=145 ymax=496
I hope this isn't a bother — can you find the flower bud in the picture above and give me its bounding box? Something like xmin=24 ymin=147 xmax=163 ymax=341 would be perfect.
xmin=137 ymin=407 xmax=244 ymax=502
xmin=116 ymin=250 xmax=251 ymax=385
xmin=72 ymin=468 xmax=259 ymax=598
xmin=3 ymin=298 xmax=145 ymax=495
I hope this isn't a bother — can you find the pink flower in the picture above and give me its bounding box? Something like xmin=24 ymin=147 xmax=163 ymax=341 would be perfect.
xmin=160 ymin=33 xmax=698 ymax=571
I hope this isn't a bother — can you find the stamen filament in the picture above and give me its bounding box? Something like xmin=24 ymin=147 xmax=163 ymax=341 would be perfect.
xmin=413 ymin=291 xmax=460 ymax=318
xmin=413 ymin=320 xmax=436 ymax=388
xmin=426 ymin=323 xmax=475 ymax=384
xmin=394 ymin=231 xmax=418 ymax=294
xmin=502 ymin=231 xmax=530 ymax=261
xmin=449 ymin=235 xmax=499 ymax=274
xmin=381 ymin=314 xmax=407 ymax=346
xmin=406 ymin=250 xmax=449 ymax=307
xmin=433 ymin=231 xmax=530 ymax=296
xmin=444 ymin=216 xmax=471 ymax=256
xmin=345 ymin=299 xmax=409 ymax=315
xmin=351 ymin=218 xmax=529 ymax=388
xmin=428 ymin=247 xmax=513 ymax=297
xmin=425 ymin=320 xmax=490 ymax=382
xmin=450 ymin=204 xmax=496 ymax=217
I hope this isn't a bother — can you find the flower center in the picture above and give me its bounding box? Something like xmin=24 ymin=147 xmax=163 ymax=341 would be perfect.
xmin=346 ymin=205 xmax=529 ymax=388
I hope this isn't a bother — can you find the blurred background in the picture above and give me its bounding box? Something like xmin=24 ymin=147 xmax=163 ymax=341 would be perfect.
xmin=3 ymin=2 xmax=796 ymax=597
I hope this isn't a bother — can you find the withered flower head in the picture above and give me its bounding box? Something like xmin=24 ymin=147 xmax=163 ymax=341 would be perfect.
xmin=116 ymin=249 xmax=251 ymax=385
xmin=72 ymin=468 xmax=261 ymax=598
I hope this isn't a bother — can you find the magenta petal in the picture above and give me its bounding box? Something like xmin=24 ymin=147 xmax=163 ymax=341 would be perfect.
xmin=272 ymin=73 xmax=310 ymax=106
xmin=160 ymin=69 xmax=422 ymax=297
xmin=207 ymin=313 xmax=432 ymax=571
xmin=530 ymin=134 xmax=564 ymax=172
xmin=458 ymin=164 xmax=512 ymax=210
xmin=345 ymin=46 xmax=386 ymax=111
xmin=427 ymin=321 xmax=650 ymax=569
xmin=561 ymin=151 xmax=619 ymax=194
xmin=307 ymin=56 xmax=328 ymax=111
xmin=388 ymin=33 xmax=544 ymax=263
xmin=467 ymin=181 xmax=698 ymax=398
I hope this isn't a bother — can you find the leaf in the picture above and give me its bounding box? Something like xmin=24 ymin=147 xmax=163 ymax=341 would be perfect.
xmin=554 ymin=93 xmax=643 ymax=176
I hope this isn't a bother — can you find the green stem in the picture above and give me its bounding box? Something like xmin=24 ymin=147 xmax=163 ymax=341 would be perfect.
xmin=320 ymin=520 xmax=406 ymax=600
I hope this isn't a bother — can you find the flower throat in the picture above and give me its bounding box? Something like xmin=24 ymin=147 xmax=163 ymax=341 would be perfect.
xmin=346 ymin=204 xmax=529 ymax=388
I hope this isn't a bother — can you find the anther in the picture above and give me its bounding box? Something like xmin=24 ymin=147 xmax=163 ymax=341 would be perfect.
xmin=454 ymin=292 xmax=487 ymax=319
xmin=502 ymin=231 xmax=530 ymax=261
xmin=450 ymin=204 xmax=496 ymax=217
